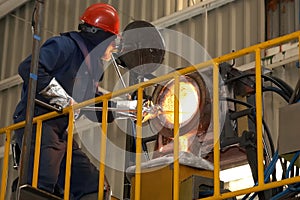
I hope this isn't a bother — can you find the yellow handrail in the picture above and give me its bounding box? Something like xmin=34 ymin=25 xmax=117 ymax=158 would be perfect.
xmin=0 ymin=30 xmax=300 ymax=200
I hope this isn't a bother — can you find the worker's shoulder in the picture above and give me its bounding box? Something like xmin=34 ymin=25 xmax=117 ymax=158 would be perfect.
xmin=43 ymin=33 xmax=78 ymax=50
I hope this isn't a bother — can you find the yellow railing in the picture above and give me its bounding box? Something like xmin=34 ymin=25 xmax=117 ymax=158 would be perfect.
xmin=0 ymin=30 xmax=300 ymax=200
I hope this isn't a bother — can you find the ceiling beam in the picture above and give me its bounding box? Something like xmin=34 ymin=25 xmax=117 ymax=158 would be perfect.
xmin=152 ymin=0 xmax=235 ymax=28
xmin=0 ymin=74 xmax=22 ymax=91
xmin=0 ymin=0 xmax=30 ymax=19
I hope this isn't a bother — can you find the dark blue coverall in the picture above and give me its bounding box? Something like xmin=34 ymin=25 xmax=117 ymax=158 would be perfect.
xmin=13 ymin=30 xmax=115 ymax=199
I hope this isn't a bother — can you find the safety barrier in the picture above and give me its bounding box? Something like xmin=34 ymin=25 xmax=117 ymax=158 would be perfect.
xmin=1 ymin=30 xmax=300 ymax=200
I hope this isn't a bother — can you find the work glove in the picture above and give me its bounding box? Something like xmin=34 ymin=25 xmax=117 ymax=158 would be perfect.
xmin=39 ymin=78 xmax=80 ymax=119
xmin=39 ymin=78 xmax=73 ymax=109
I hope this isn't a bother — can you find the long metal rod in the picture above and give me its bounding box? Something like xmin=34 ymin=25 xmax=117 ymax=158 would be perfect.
xmin=82 ymin=106 xmax=136 ymax=112
xmin=111 ymin=54 xmax=127 ymax=89
xmin=19 ymin=0 xmax=44 ymax=187
xmin=111 ymin=54 xmax=132 ymax=99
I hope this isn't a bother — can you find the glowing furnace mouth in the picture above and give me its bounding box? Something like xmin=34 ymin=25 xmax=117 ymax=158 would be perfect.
xmin=158 ymin=76 xmax=200 ymax=128
xmin=150 ymin=71 xmax=211 ymax=139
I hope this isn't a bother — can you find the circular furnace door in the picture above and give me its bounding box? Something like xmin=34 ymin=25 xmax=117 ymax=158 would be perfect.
xmin=150 ymin=71 xmax=211 ymax=138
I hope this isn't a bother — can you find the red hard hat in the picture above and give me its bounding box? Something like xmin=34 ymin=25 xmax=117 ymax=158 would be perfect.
xmin=80 ymin=3 xmax=120 ymax=35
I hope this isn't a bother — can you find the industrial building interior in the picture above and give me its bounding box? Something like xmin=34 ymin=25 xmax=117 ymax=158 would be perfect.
xmin=0 ymin=0 xmax=300 ymax=199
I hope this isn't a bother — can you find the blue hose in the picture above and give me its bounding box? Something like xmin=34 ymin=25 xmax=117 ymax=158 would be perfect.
xmin=270 ymin=151 xmax=300 ymax=200
xmin=243 ymin=151 xmax=279 ymax=200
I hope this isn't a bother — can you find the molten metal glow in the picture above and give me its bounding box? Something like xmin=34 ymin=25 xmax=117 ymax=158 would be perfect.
xmin=160 ymin=77 xmax=199 ymax=126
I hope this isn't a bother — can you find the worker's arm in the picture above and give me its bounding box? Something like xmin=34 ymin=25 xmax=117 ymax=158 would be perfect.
xmin=18 ymin=36 xmax=76 ymax=108
xmin=18 ymin=36 xmax=75 ymax=92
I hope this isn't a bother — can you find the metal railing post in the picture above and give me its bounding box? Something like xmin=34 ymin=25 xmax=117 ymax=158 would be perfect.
xmin=134 ymin=88 xmax=144 ymax=200
xmin=173 ymin=75 xmax=180 ymax=200
xmin=213 ymin=62 xmax=221 ymax=199
xmin=98 ymin=99 xmax=108 ymax=200
xmin=255 ymin=48 xmax=264 ymax=186
xmin=64 ymin=110 xmax=74 ymax=200
xmin=32 ymin=120 xmax=43 ymax=188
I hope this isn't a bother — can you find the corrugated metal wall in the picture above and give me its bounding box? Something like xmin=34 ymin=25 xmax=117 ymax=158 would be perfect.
xmin=0 ymin=0 xmax=299 ymax=199
xmin=264 ymin=0 xmax=300 ymax=150
xmin=164 ymin=0 xmax=265 ymax=66
xmin=266 ymin=0 xmax=299 ymax=39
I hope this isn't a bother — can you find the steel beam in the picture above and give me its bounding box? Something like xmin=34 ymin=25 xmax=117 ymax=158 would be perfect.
xmin=152 ymin=0 xmax=235 ymax=28
xmin=0 ymin=0 xmax=30 ymax=19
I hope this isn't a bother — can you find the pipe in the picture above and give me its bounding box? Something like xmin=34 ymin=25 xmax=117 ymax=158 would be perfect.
xmin=18 ymin=0 xmax=45 ymax=188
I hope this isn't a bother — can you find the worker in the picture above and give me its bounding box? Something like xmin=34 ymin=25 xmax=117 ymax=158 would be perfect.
xmin=12 ymin=3 xmax=119 ymax=199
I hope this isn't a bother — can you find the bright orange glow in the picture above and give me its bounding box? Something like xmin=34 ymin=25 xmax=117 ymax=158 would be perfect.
xmin=160 ymin=77 xmax=199 ymax=126
xmin=158 ymin=132 xmax=196 ymax=153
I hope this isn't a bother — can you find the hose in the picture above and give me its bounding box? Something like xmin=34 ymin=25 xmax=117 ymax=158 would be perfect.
xmin=224 ymin=73 xmax=293 ymax=99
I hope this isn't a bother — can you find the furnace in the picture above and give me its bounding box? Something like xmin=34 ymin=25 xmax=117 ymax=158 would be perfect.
xmin=149 ymin=70 xmax=212 ymax=158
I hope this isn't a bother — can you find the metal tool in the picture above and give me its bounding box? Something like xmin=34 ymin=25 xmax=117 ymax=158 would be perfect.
xmin=35 ymin=98 xmax=170 ymax=123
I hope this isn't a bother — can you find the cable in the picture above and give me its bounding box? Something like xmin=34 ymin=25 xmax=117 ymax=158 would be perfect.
xmin=224 ymin=98 xmax=279 ymax=200
xmin=224 ymin=73 xmax=293 ymax=99
xmin=224 ymin=73 xmax=299 ymax=199
xmin=263 ymin=86 xmax=290 ymax=102
xmin=223 ymin=97 xmax=253 ymax=108
xmin=224 ymin=97 xmax=275 ymax=156
xmin=285 ymin=151 xmax=300 ymax=179
xmin=249 ymin=152 xmax=300 ymax=200
xmin=243 ymin=151 xmax=279 ymax=200
xmin=270 ymin=75 xmax=294 ymax=98
xmin=270 ymin=151 xmax=300 ymax=200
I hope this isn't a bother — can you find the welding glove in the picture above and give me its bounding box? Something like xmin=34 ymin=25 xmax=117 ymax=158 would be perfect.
xmin=39 ymin=78 xmax=80 ymax=119
xmin=39 ymin=78 xmax=73 ymax=108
